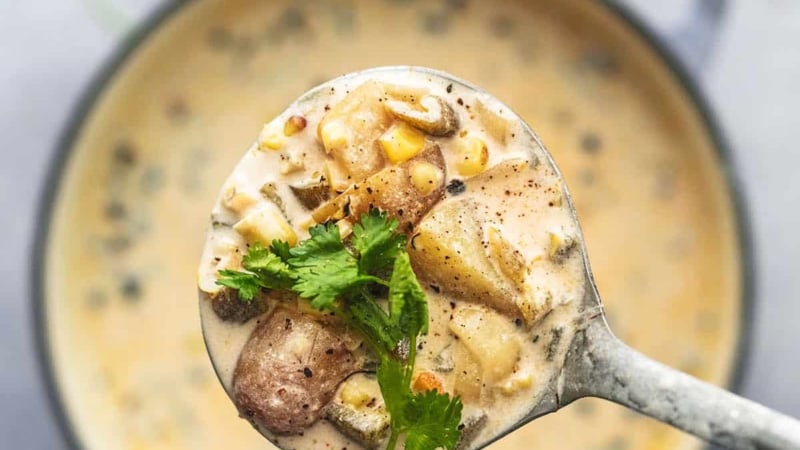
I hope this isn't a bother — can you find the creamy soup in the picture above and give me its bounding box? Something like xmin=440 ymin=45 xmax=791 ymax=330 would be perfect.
xmin=198 ymin=69 xmax=591 ymax=449
xmin=43 ymin=1 xmax=742 ymax=450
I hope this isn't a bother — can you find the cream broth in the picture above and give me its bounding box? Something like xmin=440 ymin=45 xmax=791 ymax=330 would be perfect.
xmin=43 ymin=1 xmax=741 ymax=450
xmin=198 ymin=70 xmax=588 ymax=449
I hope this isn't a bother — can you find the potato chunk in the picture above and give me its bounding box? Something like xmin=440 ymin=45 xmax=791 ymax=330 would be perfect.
xmin=317 ymin=81 xmax=392 ymax=181
xmin=311 ymin=142 xmax=446 ymax=232
xmin=407 ymin=198 xmax=520 ymax=317
xmin=232 ymin=308 xmax=362 ymax=435
xmin=233 ymin=201 xmax=297 ymax=246
xmin=449 ymin=305 xmax=521 ymax=382
xmin=326 ymin=374 xmax=390 ymax=448
xmin=474 ymin=97 xmax=514 ymax=144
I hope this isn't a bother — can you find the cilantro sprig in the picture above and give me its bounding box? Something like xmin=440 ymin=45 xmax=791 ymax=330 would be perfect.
xmin=216 ymin=209 xmax=462 ymax=450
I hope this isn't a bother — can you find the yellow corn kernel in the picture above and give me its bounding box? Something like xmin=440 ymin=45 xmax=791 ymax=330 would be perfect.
xmin=409 ymin=161 xmax=444 ymax=195
xmin=233 ymin=202 xmax=298 ymax=246
xmin=319 ymin=120 xmax=350 ymax=153
xmin=379 ymin=121 xmax=425 ymax=164
xmin=455 ymin=136 xmax=489 ymax=176
xmin=340 ymin=380 xmax=373 ymax=407
xmin=500 ymin=372 xmax=533 ymax=395
xmin=222 ymin=186 xmax=258 ymax=214
xmin=258 ymin=121 xmax=286 ymax=151
xmin=284 ymin=115 xmax=307 ymax=136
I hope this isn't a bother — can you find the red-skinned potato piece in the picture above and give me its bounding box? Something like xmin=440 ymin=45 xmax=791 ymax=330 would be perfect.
xmin=233 ymin=307 xmax=363 ymax=435
xmin=311 ymin=142 xmax=446 ymax=232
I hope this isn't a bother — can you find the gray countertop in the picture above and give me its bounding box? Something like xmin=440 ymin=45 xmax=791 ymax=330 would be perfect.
xmin=1 ymin=0 xmax=798 ymax=448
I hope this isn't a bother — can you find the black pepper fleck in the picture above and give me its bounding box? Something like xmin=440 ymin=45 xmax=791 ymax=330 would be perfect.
xmin=446 ymin=179 xmax=466 ymax=196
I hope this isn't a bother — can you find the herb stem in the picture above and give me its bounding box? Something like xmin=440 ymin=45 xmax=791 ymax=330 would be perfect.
xmin=385 ymin=428 xmax=400 ymax=450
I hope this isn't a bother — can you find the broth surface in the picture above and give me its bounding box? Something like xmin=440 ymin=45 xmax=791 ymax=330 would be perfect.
xmin=44 ymin=1 xmax=741 ymax=449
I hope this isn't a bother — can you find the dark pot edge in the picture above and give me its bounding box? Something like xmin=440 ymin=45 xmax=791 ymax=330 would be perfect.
xmin=30 ymin=1 xmax=755 ymax=449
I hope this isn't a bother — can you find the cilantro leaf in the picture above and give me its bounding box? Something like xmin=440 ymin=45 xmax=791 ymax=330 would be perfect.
xmin=347 ymin=296 xmax=404 ymax=354
xmin=388 ymin=252 xmax=429 ymax=337
xmin=403 ymin=391 xmax=463 ymax=450
xmin=289 ymin=223 xmax=379 ymax=309
xmin=378 ymin=355 xmax=463 ymax=450
xmin=270 ymin=239 xmax=292 ymax=262
xmin=214 ymin=210 xmax=462 ymax=450
xmin=216 ymin=270 xmax=263 ymax=301
xmin=241 ymin=242 xmax=295 ymax=290
xmin=353 ymin=209 xmax=407 ymax=274
xmin=377 ymin=355 xmax=411 ymax=423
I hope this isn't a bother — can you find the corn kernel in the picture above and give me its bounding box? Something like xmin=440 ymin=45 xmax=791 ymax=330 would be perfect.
xmin=409 ymin=161 xmax=444 ymax=195
xmin=319 ymin=120 xmax=350 ymax=153
xmin=500 ymin=372 xmax=533 ymax=395
xmin=284 ymin=115 xmax=307 ymax=136
xmin=340 ymin=381 xmax=373 ymax=407
xmin=379 ymin=121 xmax=426 ymax=164
xmin=455 ymin=136 xmax=489 ymax=176
xmin=233 ymin=202 xmax=298 ymax=246
xmin=258 ymin=121 xmax=286 ymax=151
xmin=222 ymin=186 xmax=258 ymax=214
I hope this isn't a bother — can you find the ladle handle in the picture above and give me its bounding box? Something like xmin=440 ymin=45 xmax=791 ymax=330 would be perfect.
xmin=562 ymin=319 xmax=800 ymax=450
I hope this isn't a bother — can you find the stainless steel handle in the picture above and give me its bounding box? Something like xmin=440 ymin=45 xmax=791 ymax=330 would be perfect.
xmin=562 ymin=319 xmax=800 ymax=450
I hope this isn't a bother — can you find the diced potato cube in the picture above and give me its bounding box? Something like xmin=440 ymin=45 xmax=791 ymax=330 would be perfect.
xmin=313 ymin=143 xmax=446 ymax=231
xmin=317 ymin=81 xmax=391 ymax=180
xmin=475 ymin=98 xmax=513 ymax=144
xmin=379 ymin=122 xmax=426 ymax=164
xmin=283 ymin=115 xmax=307 ymax=136
xmin=452 ymin=343 xmax=482 ymax=402
xmin=449 ymin=305 xmax=520 ymax=382
xmin=455 ymin=136 xmax=489 ymax=176
xmin=327 ymin=374 xmax=389 ymax=447
xmin=233 ymin=202 xmax=298 ymax=246
xmin=258 ymin=121 xmax=286 ymax=151
xmin=409 ymin=161 xmax=444 ymax=195
xmin=320 ymin=120 xmax=350 ymax=154
xmin=516 ymin=285 xmax=553 ymax=326
xmin=323 ymin=160 xmax=351 ymax=193
xmin=408 ymin=199 xmax=520 ymax=317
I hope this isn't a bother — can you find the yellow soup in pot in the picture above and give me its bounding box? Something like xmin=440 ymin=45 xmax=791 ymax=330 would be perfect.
xmin=43 ymin=1 xmax=742 ymax=450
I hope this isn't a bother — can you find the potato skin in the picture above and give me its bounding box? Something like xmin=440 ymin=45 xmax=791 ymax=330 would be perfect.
xmin=312 ymin=142 xmax=446 ymax=232
xmin=233 ymin=307 xmax=360 ymax=435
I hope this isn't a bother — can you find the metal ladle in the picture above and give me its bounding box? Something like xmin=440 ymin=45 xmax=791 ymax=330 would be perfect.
xmin=202 ymin=66 xmax=800 ymax=450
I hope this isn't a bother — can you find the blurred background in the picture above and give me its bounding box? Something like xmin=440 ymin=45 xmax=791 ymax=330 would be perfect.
xmin=1 ymin=0 xmax=799 ymax=449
